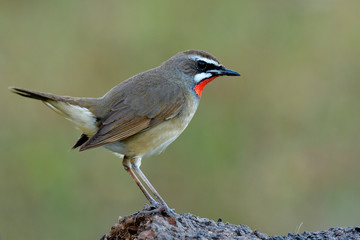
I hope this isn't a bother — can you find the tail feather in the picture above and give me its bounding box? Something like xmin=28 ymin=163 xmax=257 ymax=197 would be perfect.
xmin=9 ymin=87 xmax=56 ymax=101
xmin=10 ymin=86 xmax=99 ymax=137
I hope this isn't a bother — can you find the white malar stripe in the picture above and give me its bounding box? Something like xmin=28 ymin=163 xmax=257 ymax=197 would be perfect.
xmin=194 ymin=72 xmax=212 ymax=83
xmin=45 ymin=101 xmax=98 ymax=135
xmin=190 ymin=55 xmax=221 ymax=67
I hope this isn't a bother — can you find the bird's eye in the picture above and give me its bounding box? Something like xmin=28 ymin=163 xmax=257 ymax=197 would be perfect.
xmin=197 ymin=60 xmax=207 ymax=71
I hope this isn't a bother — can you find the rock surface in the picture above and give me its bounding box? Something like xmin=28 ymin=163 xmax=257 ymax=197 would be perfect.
xmin=100 ymin=205 xmax=360 ymax=240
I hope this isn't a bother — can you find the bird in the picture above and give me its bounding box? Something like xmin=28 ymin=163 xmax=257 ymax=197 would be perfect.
xmin=9 ymin=49 xmax=240 ymax=213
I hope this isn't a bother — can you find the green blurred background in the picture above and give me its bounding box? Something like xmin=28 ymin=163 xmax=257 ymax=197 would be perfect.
xmin=1 ymin=1 xmax=360 ymax=239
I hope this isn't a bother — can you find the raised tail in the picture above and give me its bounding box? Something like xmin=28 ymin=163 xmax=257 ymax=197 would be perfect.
xmin=10 ymin=87 xmax=59 ymax=101
xmin=9 ymin=86 xmax=100 ymax=140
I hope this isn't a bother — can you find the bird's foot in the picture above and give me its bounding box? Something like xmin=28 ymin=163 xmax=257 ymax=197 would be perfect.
xmin=148 ymin=201 xmax=161 ymax=209
xmin=143 ymin=204 xmax=176 ymax=217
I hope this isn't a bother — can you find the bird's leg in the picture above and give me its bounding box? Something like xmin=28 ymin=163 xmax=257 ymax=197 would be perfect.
xmin=122 ymin=157 xmax=158 ymax=206
xmin=131 ymin=162 xmax=173 ymax=213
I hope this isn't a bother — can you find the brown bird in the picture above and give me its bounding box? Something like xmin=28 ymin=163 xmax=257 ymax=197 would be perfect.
xmin=10 ymin=49 xmax=240 ymax=212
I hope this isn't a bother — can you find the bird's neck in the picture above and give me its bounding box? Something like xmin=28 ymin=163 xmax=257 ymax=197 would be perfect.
xmin=194 ymin=76 xmax=218 ymax=97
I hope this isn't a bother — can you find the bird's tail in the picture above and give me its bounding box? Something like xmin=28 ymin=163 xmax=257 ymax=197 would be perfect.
xmin=9 ymin=87 xmax=99 ymax=137
xmin=10 ymin=87 xmax=60 ymax=101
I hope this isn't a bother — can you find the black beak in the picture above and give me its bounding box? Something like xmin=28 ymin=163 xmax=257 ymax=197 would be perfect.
xmin=219 ymin=67 xmax=240 ymax=76
xmin=209 ymin=67 xmax=240 ymax=77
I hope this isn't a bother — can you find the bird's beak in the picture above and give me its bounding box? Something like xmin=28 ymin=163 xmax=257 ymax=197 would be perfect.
xmin=208 ymin=67 xmax=240 ymax=76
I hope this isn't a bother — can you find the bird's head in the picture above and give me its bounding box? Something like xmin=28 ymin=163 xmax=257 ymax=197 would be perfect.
xmin=163 ymin=50 xmax=240 ymax=97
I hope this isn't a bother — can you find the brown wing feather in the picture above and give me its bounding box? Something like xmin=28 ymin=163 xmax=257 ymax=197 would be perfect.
xmin=79 ymin=83 xmax=186 ymax=151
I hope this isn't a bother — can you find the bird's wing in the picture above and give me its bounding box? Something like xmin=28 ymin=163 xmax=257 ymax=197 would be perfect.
xmin=79 ymin=83 xmax=186 ymax=151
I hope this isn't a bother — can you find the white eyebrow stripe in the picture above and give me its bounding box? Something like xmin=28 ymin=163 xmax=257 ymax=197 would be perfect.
xmin=190 ymin=55 xmax=221 ymax=67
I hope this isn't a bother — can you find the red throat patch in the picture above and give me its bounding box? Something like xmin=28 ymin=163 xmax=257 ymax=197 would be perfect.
xmin=194 ymin=76 xmax=218 ymax=97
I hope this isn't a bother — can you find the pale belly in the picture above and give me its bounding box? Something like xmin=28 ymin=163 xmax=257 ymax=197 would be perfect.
xmin=124 ymin=119 xmax=186 ymax=158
